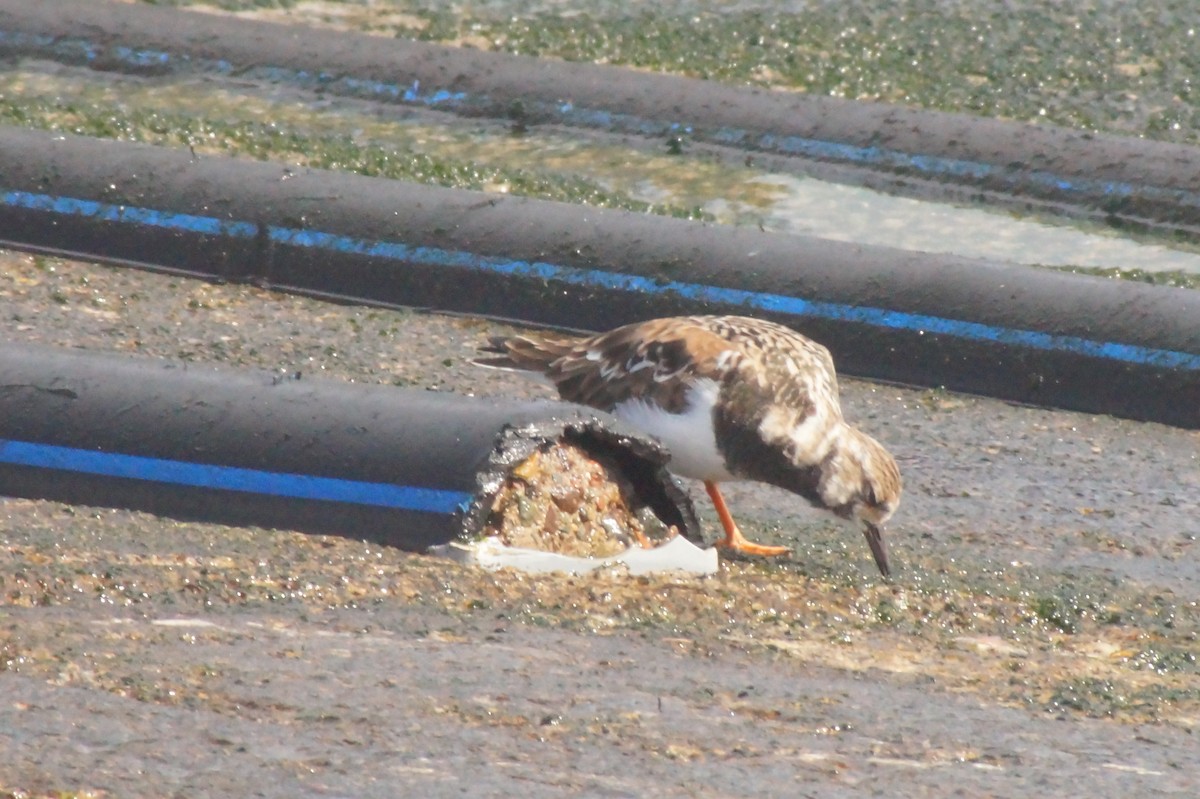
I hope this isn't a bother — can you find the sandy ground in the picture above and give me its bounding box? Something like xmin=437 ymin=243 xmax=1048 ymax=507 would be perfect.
xmin=1 ymin=249 xmax=1198 ymax=797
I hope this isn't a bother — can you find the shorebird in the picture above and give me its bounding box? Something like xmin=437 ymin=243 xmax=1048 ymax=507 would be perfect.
xmin=477 ymin=315 xmax=901 ymax=575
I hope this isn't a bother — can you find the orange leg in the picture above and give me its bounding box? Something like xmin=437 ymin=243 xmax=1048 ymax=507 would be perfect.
xmin=704 ymin=481 xmax=790 ymax=557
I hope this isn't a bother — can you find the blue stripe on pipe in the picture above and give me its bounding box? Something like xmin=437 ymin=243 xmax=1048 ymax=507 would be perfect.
xmin=4 ymin=27 xmax=1200 ymax=210
xmin=0 ymin=438 xmax=472 ymax=514
xmin=3 ymin=188 xmax=1200 ymax=371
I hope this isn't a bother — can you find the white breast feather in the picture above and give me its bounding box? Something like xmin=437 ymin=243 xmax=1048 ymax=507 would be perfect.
xmin=612 ymin=378 xmax=734 ymax=481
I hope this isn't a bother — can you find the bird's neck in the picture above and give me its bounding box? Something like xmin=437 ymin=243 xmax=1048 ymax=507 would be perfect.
xmin=715 ymin=417 xmax=830 ymax=507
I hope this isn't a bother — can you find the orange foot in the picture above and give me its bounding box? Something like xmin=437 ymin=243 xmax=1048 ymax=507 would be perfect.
xmin=704 ymin=480 xmax=790 ymax=557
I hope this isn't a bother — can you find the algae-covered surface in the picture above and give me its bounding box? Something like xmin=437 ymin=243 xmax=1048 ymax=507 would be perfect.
xmin=4 ymin=1 xmax=1200 ymax=275
xmin=1 ymin=250 xmax=1198 ymax=796
xmin=169 ymin=0 xmax=1200 ymax=151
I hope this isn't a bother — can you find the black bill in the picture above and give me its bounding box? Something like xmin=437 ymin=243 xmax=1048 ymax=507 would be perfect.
xmin=863 ymin=522 xmax=890 ymax=577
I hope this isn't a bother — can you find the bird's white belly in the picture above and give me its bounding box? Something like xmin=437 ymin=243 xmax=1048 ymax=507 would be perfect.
xmin=613 ymin=379 xmax=735 ymax=481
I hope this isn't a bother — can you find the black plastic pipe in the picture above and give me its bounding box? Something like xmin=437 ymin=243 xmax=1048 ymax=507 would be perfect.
xmin=0 ymin=343 xmax=699 ymax=549
xmin=1 ymin=126 xmax=1198 ymax=428
xmin=1 ymin=0 xmax=1199 ymax=236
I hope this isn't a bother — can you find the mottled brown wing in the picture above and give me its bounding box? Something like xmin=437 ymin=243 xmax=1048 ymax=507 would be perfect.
xmin=547 ymin=317 xmax=745 ymax=413
xmin=700 ymin=316 xmax=841 ymax=401
xmin=481 ymin=315 xmax=842 ymax=430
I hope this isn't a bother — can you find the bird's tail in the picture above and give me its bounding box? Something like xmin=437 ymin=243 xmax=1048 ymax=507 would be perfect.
xmin=473 ymin=332 xmax=582 ymax=373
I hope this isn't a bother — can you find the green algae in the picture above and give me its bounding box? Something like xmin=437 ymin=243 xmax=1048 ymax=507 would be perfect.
xmin=1048 ymin=265 xmax=1200 ymax=291
xmin=129 ymin=0 xmax=1200 ymax=281
xmin=0 ymin=80 xmax=710 ymax=221
xmin=167 ymin=0 xmax=1200 ymax=147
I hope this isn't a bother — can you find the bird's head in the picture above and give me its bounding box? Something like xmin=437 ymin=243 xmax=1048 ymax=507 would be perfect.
xmin=819 ymin=427 xmax=902 ymax=577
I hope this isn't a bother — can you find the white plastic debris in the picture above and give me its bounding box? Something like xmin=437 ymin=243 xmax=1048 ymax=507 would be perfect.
xmin=429 ymin=534 xmax=718 ymax=576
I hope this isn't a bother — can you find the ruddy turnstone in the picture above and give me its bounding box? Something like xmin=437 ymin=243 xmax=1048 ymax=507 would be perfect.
xmin=477 ymin=315 xmax=901 ymax=575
